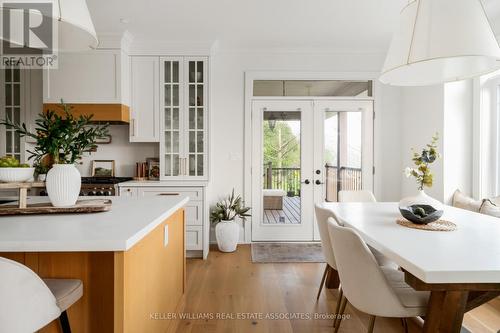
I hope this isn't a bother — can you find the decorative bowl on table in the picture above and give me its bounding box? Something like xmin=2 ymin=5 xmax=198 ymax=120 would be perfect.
xmin=399 ymin=204 xmax=443 ymax=225
xmin=0 ymin=167 xmax=35 ymax=182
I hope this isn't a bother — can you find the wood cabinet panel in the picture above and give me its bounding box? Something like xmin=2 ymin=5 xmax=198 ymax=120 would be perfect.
xmin=115 ymin=208 xmax=185 ymax=333
xmin=0 ymin=209 xmax=185 ymax=333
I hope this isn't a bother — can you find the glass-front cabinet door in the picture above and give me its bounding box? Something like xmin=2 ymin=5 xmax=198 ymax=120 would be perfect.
xmin=159 ymin=57 xmax=208 ymax=180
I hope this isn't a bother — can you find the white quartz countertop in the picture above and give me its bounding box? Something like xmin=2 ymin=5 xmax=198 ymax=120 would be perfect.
xmin=118 ymin=180 xmax=208 ymax=187
xmin=0 ymin=196 xmax=189 ymax=252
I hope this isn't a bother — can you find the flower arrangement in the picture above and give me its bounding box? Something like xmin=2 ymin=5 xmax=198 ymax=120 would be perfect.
xmin=210 ymin=189 xmax=251 ymax=224
xmin=404 ymin=133 xmax=441 ymax=191
xmin=0 ymin=101 xmax=109 ymax=167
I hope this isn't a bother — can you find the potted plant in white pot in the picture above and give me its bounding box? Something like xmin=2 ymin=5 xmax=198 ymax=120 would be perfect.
xmin=401 ymin=133 xmax=443 ymax=210
xmin=1 ymin=101 xmax=109 ymax=207
xmin=210 ymin=190 xmax=251 ymax=253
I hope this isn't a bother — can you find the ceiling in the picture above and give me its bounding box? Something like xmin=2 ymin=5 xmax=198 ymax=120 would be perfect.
xmin=86 ymin=0 xmax=500 ymax=52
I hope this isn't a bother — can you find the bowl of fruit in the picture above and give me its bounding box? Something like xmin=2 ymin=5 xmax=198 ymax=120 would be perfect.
xmin=399 ymin=204 xmax=443 ymax=225
xmin=0 ymin=156 xmax=35 ymax=183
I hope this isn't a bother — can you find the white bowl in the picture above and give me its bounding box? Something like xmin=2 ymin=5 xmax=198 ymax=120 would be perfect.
xmin=0 ymin=168 xmax=35 ymax=182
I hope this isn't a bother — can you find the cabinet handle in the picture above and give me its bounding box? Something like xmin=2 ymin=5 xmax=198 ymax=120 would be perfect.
xmin=158 ymin=193 xmax=180 ymax=196
xmin=130 ymin=119 xmax=135 ymax=137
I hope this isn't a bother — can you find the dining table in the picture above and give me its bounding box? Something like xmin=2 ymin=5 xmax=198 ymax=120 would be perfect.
xmin=321 ymin=202 xmax=500 ymax=333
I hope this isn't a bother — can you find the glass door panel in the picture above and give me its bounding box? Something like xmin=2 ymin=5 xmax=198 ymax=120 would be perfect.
xmin=262 ymin=110 xmax=302 ymax=224
xmin=163 ymin=61 xmax=181 ymax=177
xmin=3 ymin=68 xmax=22 ymax=161
xmin=252 ymin=100 xmax=314 ymax=241
xmin=323 ymin=111 xmax=363 ymax=202
xmin=187 ymin=60 xmax=205 ymax=177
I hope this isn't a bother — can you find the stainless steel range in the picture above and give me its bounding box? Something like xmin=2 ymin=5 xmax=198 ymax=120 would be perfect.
xmin=38 ymin=177 xmax=132 ymax=196
xmin=80 ymin=177 xmax=133 ymax=196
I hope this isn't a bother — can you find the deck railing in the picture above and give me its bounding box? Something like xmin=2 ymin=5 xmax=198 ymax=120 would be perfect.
xmin=263 ymin=163 xmax=362 ymax=201
xmin=325 ymin=165 xmax=362 ymax=202
xmin=263 ymin=164 xmax=301 ymax=196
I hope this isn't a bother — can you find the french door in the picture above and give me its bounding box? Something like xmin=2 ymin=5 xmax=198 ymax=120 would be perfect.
xmin=251 ymin=99 xmax=374 ymax=241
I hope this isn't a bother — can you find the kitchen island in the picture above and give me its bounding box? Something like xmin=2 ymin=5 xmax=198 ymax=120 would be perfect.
xmin=0 ymin=196 xmax=188 ymax=333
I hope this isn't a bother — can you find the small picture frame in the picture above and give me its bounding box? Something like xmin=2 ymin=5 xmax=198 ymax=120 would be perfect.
xmin=91 ymin=160 xmax=115 ymax=177
xmin=147 ymin=158 xmax=160 ymax=180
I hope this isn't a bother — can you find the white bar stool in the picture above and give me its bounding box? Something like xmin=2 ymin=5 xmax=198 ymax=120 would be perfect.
xmin=0 ymin=257 xmax=83 ymax=333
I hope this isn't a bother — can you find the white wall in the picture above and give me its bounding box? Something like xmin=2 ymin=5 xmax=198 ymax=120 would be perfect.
xmin=26 ymin=125 xmax=158 ymax=177
xmin=399 ymin=85 xmax=445 ymax=201
xmin=76 ymin=126 xmax=158 ymax=177
xmin=398 ymin=81 xmax=473 ymax=204
xmin=374 ymin=84 xmax=403 ymax=201
xmin=443 ymin=80 xmax=473 ymax=203
xmin=209 ymin=51 xmax=402 ymax=241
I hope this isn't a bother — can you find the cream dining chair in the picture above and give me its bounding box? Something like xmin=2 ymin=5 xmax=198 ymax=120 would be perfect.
xmin=0 ymin=257 xmax=83 ymax=333
xmin=327 ymin=218 xmax=430 ymax=333
xmin=314 ymin=204 xmax=398 ymax=326
xmin=338 ymin=190 xmax=377 ymax=203
xmin=336 ymin=190 xmax=397 ymax=268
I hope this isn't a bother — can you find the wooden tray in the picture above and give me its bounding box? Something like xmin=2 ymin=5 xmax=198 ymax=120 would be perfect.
xmin=0 ymin=199 xmax=112 ymax=216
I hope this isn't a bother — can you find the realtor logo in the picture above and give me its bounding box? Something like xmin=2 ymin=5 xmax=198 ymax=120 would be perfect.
xmin=0 ymin=1 xmax=58 ymax=68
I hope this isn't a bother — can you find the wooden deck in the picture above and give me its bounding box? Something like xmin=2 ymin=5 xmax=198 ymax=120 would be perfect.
xmin=263 ymin=196 xmax=301 ymax=224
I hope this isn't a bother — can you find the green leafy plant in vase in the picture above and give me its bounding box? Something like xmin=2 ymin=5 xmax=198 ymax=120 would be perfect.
xmin=400 ymin=133 xmax=443 ymax=213
xmin=210 ymin=189 xmax=251 ymax=253
xmin=1 ymin=101 xmax=109 ymax=207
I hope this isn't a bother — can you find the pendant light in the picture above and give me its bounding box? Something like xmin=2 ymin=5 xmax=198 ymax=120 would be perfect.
xmin=0 ymin=0 xmax=98 ymax=52
xmin=380 ymin=0 xmax=500 ymax=86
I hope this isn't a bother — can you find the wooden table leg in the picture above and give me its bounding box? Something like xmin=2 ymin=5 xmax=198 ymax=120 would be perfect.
xmin=423 ymin=291 xmax=468 ymax=333
xmin=325 ymin=265 xmax=340 ymax=289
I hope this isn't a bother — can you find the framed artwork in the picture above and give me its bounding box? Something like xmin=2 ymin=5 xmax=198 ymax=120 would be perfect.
xmin=91 ymin=160 xmax=115 ymax=177
xmin=147 ymin=158 xmax=160 ymax=180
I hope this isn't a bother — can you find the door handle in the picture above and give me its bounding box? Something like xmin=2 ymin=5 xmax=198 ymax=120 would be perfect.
xmin=301 ymin=179 xmax=310 ymax=185
xmin=315 ymin=180 xmax=324 ymax=185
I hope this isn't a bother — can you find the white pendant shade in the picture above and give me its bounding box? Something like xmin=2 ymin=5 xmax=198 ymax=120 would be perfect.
xmin=380 ymin=0 xmax=500 ymax=86
xmin=0 ymin=0 xmax=98 ymax=52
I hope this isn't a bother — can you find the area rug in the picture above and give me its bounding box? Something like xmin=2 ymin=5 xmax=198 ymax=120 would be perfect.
xmin=251 ymin=243 xmax=325 ymax=263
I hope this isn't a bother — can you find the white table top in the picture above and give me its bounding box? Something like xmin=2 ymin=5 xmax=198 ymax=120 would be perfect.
xmin=0 ymin=196 xmax=188 ymax=252
xmin=321 ymin=202 xmax=500 ymax=284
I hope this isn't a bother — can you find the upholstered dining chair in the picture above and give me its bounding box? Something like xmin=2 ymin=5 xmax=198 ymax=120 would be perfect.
xmin=338 ymin=190 xmax=377 ymax=203
xmin=327 ymin=218 xmax=430 ymax=333
xmin=336 ymin=191 xmax=397 ymax=268
xmin=0 ymin=257 xmax=83 ymax=333
xmin=314 ymin=205 xmax=344 ymax=327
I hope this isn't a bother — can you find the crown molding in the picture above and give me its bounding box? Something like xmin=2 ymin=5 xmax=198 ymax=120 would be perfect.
xmin=127 ymin=39 xmax=214 ymax=56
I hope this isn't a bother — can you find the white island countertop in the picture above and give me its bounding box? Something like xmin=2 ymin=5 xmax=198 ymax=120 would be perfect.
xmin=0 ymin=196 xmax=189 ymax=252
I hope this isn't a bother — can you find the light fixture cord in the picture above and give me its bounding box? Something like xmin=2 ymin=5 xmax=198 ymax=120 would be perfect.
xmin=407 ymin=0 xmax=422 ymax=65
xmin=477 ymin=0 xmax=500 ymax=48
xmin=57 ymin=0 xmax=62 ymax=21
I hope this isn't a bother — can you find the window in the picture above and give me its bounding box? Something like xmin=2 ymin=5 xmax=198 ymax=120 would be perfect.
xmin=253 ymin=80 xmax=373 ymax=97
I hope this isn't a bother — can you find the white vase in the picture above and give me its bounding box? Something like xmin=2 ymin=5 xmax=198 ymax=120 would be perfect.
xmin=215 ymin=220 xmax=240 ymax=253
xmin=399 ymin=190 xmax=443 ymax=211
xmin=46 ymin=164 xmax=81 ymax=207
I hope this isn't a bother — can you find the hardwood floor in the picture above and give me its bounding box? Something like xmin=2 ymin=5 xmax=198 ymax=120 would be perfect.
xmin=178 ymin=245 xmax=435 ymax=333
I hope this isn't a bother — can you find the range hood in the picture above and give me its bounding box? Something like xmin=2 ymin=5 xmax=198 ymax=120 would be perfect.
xmin=43 ymin=103 xmax=130 ymax=124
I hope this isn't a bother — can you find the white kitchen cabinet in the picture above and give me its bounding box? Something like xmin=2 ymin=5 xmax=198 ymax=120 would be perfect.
xmin=43 ymin=50 xmax=129 ymax=104
xmin=160 ymin=57 xmax=208 ymax=180
xmin=119 ymin=184 xmax=208 ymax=257
xmin=129 ymin=56 xmax=160 ymax=142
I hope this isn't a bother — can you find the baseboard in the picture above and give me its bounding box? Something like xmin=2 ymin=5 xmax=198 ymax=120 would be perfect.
xmin=186 ymin=250 xmax=203 ymax=258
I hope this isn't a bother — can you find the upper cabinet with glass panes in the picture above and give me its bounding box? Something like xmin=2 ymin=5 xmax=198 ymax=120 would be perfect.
xmin=159 ymin=57 xmax=208 ymax=180
xmin=1 ymin=68 xmax=22 ymax=162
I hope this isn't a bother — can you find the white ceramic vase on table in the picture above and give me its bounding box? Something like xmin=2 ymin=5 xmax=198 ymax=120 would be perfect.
xmin=215 ymin=220 xmax=239 ymax=252
xmin=46 ymin=164 xmax=81 ymax=207
xmin=399 ymin=190 xmax=443 ymax=211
